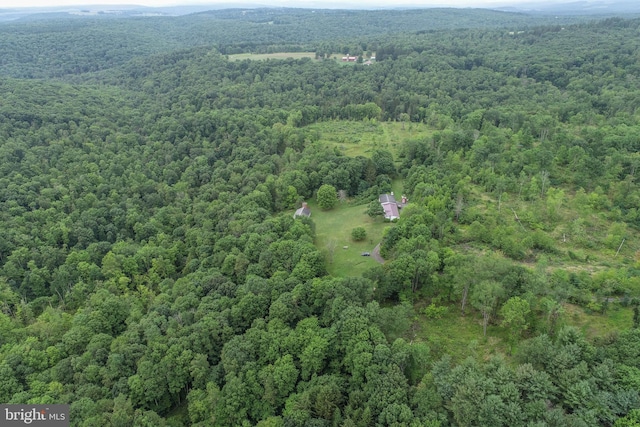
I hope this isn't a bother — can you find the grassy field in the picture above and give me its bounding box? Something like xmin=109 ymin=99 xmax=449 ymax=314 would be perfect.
xmin=228 ymin=52 xmax=316 ymax=61
xmin=307 ymin=120 xmax=433 ymax=159
xmin=414 ymin=303 xmax=511 ymax=363
xmin=303 ymin=198 xmax=393 ymax=277
xmin=414 ymin=301 xmax=633 ymax=363
xmin=457 ymin=188 xmax=640 ymax=277
xmin=391 ymin=178 xmax=404 ymax=196
xmin=564 ymin=303 xmax=634 ymax=338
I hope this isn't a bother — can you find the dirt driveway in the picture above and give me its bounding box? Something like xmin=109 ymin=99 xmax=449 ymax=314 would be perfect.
xmin=372 ymin=243 xmax=385 ymax=264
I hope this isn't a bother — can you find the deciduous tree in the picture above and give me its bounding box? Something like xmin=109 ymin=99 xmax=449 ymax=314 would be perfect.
xmin=500 ymin=296 xmax=531 ymax=348
xmin=317 ymin=184 xmax=337 ymax=210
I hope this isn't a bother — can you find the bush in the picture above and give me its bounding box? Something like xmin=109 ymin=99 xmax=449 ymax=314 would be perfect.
xmin=424 ymin=303 xmax=448 ymax=319
xmin=351 ymin=227 xmax=367 ymax=241
xmin=586 ymin=300 xmax=603 ymax=314
xmin=568 ymin=250 xmax=586 ymax=262
xmin=366 ymin=200 xmax=384 ymax=218
xmin=531 ymin=230 xmax=558 ymax=253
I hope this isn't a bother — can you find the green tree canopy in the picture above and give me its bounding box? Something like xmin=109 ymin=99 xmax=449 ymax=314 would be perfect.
xmin=317 ymin=184 xmax=337 ymax=210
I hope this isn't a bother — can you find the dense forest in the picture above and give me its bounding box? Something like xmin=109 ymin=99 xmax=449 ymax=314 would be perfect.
xmin=1 ymin=7 xmax=640 ymax=427
xmin=0 ymin=7 xmax=608 ymax=78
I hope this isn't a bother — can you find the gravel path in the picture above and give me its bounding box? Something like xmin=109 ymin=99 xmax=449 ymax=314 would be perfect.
xmin=372 ymin=243 xmax=385 ymax=264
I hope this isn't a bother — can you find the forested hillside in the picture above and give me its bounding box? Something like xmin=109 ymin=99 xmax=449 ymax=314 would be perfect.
xmin=0 ymin=8 xmax=597 ymax=78
xmin=1 ymin=8 xmax=640 ymax=427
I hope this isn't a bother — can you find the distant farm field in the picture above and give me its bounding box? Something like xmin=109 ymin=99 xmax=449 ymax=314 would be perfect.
xmin=228 ymin=52 xmax=317 ymax=61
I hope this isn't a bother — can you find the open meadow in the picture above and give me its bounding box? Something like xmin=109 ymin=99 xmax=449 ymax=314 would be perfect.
xmin=227 ymin=52 xmax=317 ymax=61
xmin=307 ymin=120 xmax=433 ymax=159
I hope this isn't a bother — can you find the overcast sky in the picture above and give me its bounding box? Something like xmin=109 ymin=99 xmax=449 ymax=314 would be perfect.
xmin=0 ymin=0 xmax=542 ymax=9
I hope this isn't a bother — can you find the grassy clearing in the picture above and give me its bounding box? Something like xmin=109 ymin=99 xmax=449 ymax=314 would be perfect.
xmin=414 ymin=302 xmax=634 ymax=363
xmin=458 ymin=185 xmax=640 ymax=277
xmin=228 ymin=52 xmax=316 ymax=61
xmin=391 ymin=178 xmax=404 ymax=196
xmin=304 ymin=199 xmax=393 ymax=277
xmin=564 ymin=303 xmax=634 ymax=338
xmin=307 ymin=120 xmax=433 ymax=159
xmin=300 ymin=120 xmax=423 ymax=274
xmin=414 ymin=303 xmax=511 ymax=363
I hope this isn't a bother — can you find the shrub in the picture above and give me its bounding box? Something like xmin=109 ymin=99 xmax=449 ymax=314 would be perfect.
xmin=351 ymin=227 xmax=367 ymax=241
xmin=424 ymin=303 xmax=448 ymax=319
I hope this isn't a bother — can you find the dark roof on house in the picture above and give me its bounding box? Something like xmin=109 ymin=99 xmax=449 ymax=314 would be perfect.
xmin=379 ymin=194 xmax=396 ymax=204
xmin=294 ymin=206 xmax=311 ymax=218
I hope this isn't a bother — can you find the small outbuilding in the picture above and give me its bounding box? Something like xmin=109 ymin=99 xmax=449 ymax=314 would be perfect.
xmin=294 ymin=202 xmax=311 ymax=218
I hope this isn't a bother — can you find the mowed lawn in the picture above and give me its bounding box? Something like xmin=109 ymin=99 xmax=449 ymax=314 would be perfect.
xmin=228 ymin=52 xmax=316 ymax=61
xmin=304 ymin=199 xmax=394 ymax=277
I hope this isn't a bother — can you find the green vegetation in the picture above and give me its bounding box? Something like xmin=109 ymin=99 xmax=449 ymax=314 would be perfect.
xmin=0 ymin=8 xmax=597 ymax=78
xmin=316 ymin=183 xmax=338 ymax=210
xmin=416 ymin=302 xmax=511 ymax=361
xmin=308 ymin=200 xmax=388 ymax=277
xmin=366 ymin=199 xmax=385 ymax=218
xmin=351 ymin=227 xmax=367 ymax=241
xmin=1 ymin=7 xmax=640 ymax=427
xmin=500 ymin=296 xmax=531 ymax=349
xmin=307 ymin=120 xmax=431 ymax=158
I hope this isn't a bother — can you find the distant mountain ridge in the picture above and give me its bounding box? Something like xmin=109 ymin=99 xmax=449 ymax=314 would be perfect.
xmin=496 ymin=0 xmax=640 ymax=15
xmin=0 ymin=5 xmax=637 ymax=78
xmin=0 ymin=0 xmax=639 ymax=21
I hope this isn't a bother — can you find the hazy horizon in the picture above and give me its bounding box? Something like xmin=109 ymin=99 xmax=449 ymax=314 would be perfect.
xmin=0 ymin=0 xmax=590 ymax=10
